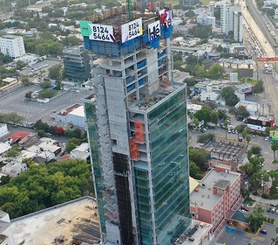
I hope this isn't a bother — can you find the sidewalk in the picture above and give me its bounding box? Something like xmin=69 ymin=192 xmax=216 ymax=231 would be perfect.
xmin=250 ymin=194 xmax=278 ymax=206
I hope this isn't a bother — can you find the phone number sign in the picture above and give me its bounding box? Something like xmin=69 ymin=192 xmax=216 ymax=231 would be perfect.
xmin=88 ymin=24 xmax=116 ymax=42
xmin=121 ymin=18 xmax=143 ymax=43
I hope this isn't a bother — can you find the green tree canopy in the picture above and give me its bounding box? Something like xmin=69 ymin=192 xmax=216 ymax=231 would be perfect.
xmin=189 ymin=147 xmax=210 ymax=171
xmin=0 ymin=113 xmax=24 ymax=125
xmin=49 ymin=64 xmax=64 ymax=81
xmin=221 ymin=87 xmax=239 ymax=106
xmin=248 ymin=205 xmax=265 ymax=233
xmin=0 ymin=159 xmax=93 ymax=219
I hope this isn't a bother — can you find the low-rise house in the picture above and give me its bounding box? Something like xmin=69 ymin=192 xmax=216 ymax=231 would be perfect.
xmin=70 ymin=143 xmax=90 ymax=161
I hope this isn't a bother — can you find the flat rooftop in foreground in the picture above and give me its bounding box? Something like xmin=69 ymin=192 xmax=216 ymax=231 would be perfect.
xmin=11 ymin=197 xmax=100 ymax=245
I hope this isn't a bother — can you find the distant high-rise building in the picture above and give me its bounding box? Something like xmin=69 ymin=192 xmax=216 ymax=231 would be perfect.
xmin=63 ymin=45 xmax=91 ymax=82
xmin=0 ymin=35 xmax=25 ymax=58
xmin=81 ymin=8 xmax=191 ymax=245
xmin=233 ymin=10 xmax=243 ymax=42
xmin=220 ymin=0 xmax=243 ymax=42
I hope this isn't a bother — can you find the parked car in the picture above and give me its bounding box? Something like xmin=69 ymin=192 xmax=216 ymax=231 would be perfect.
xmin=267 ymin=207 xmax=271 ymax=212
xmin=259 ymin=229 xmax=267 ymax=235
xmin=265 ymin=136 xmax=270 ymax=141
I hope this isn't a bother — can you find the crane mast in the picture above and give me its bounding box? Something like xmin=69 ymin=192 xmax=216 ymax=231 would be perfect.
xmin=127 ymin=0 xmax=133 ymax=21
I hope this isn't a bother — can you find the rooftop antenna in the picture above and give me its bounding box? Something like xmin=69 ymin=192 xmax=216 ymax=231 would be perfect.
xmin=127 ymin=0 xmax=133 ymax=21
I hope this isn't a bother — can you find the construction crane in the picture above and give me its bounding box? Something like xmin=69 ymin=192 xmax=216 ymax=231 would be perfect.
xmin=127 ymin=0 xmax=133 ymax=21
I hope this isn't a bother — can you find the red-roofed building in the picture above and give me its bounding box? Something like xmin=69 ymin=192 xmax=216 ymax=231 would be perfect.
xmin=8 ymin=132 xmax=31 ymax=144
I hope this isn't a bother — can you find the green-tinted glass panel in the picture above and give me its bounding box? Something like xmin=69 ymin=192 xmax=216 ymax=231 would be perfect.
xmin=147 ymin=87 xmax=191 ymax=245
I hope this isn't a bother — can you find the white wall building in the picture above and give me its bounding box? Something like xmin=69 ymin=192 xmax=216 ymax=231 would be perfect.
xmin=0 ymin=124 xmax=8 ymax=138
xmin=220 ymin=1 xmax=243 ymax=42
xmin=197 ymin=15 xmax=216 ymax=27
xmin=53 ymin=104 xmax=86 ymax=128
xmin=0 ymin=211 xmax=15 ymax=245
xmin=0 ymin=35 xmax=26 ymax=58
xmin=200 ymin=91 xmax=220 ymax=102
xmin=235 ymin=101 xmax=260 ymax=116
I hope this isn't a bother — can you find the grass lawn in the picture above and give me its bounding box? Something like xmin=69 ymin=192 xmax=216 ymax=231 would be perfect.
xmin=243 ymin=197 xmax=255 ymax=206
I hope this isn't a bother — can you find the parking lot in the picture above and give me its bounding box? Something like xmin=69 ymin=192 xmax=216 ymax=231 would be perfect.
xmin=20 ymin=59 xmax=61 ymax=76
xmin=0 ymin=85 xmax=92 ymax=124
xmin=217 ymin=224 xmax=272 ymax=245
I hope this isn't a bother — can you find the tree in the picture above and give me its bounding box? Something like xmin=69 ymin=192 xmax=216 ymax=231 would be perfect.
xmin=248 ymin=205 xmax=265 ymax=233
xmin=0 ymin=159 xmax=93 ymax=219
xmin=221 ymin=87 xmax=239 ymax=107
xmin=25 ymin=91 xmax=32 ymax=99
xmin=5 ymin=144 xmax=20 ymax=158
xmin=49 ymin=64 xmax=64 ymax=81
xmin=0 ymin=113 xmax=24 ymax=125
xmin=192 ymin=24 xmax=212 ymax=39
xmin=66 ymin=138 xmax=82 ymax=152
xmin=235 ymin=105 xmax=250 ymax=120
xmin=210 ymin=111 xmax=219 ymax=124
xmin=40 ymin=81 xmax=52 ymax=89
xmin=194 ymin=108 xmax=212 ymax=125
xmin=16 ymin=61 xmax=26 ymax=70
xmin=251 ymin=146 xmax=262 ymax=156
xmin=190 ymin=161 xmax=202 ymax=179
xmin=271 ymin=142 xmax=278 ymax=160
xmin=189 ymin=147 xmax=210 ymax=171
xmin=62 ymin=36 xmax=81 ymax=47
xmin=254 ymin=80 xmax=264 ymax=93
xmin=208 ymin=64 xmax=225 ymax=80
xmin=39 ymin=89 xmax=57 ymax=99
xmin=246 ymin=135 xmax=251 ymax=149
xmin=21 ymin=76 xmax=31 ymax=86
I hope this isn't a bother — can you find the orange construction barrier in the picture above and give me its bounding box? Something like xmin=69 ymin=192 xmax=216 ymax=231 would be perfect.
xmin=129 ymin=139 xmax=140 ymax=160
xmin=134 ymin=120 xmax=144 ymax=143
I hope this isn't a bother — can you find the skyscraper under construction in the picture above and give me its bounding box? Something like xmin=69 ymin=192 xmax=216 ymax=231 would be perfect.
xmin=81 ymin=5 xmax=190 ymax=245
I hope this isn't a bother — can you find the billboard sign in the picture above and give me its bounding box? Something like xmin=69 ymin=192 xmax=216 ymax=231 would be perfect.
xmin=270 ymin=130 xmax=278 ymax=141
xmin=159 ymin=9 xmax=173 ymax=27
xmin=148 ymin=20 xmax=161 ymax=41
xmin=88 ymin=23 xmax=116 ymax=42
xmin=121 ymin=18 xmax=143 ymax=43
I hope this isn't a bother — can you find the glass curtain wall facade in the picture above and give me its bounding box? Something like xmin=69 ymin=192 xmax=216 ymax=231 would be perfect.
xmin=134 ymin=87 xmax=190 ymax=245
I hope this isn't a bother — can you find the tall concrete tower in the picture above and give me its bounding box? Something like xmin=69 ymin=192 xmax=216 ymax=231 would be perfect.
xmin=81 ymin=7 xmax=191 ymax=245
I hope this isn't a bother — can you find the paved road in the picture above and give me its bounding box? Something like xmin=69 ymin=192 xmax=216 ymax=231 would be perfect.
xmin=257 ymin=64 xmax=278 ymax=123
xmin=245 ymin=0 xmax=277 ymax=53
xmin=235 ymin=0 xmax=275 ymax=57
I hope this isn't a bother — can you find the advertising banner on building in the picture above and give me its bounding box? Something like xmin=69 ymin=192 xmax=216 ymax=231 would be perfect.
xmin=88 ymin=23 xmax=116 ymax=42
xmin=270 ymin=130 xmax=278 ymax=141
xmin=159 ymin=9 xmax=173 ymax=27
xmin=121 ymin=18 xmax=143 ymax=43
xmin=148 ymin=20 xmax=161 ymax=41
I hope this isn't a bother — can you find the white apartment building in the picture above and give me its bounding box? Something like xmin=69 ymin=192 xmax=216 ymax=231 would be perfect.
xmin=197 ymin=15 xmax=216 ymax=27
xmin=0 ymin=35 xmax=26 ymax=58
xmin=220 ymin=1 xmax=243 ymax=42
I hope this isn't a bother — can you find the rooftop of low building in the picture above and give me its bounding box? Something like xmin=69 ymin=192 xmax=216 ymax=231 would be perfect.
xmin=190 ymin=169 xmax=240 ymax=210
xmin=11 ymin=196 xmax=100 ymax=245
